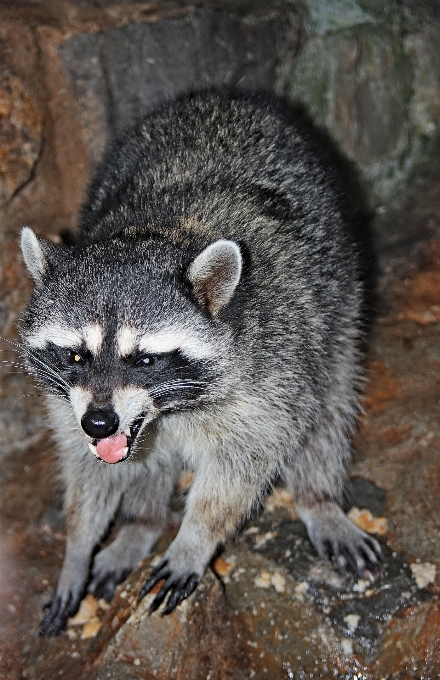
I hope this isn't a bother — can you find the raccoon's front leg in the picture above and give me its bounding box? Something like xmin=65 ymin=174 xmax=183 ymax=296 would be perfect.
xmin=139 ymin=459 xmax=270 ymax=614
xmin=39 ymin=465 xmax=123 ymax=636
xmin=88 ymin=457 xmax=177 ymax=602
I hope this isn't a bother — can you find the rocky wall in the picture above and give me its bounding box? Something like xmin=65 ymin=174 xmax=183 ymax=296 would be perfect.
xmin=289 ymin=0 xmax=440 ymax=205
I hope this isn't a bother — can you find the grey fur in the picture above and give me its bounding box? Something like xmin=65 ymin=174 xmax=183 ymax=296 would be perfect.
xmin=19 ymin=92 xmax=380 ymax=635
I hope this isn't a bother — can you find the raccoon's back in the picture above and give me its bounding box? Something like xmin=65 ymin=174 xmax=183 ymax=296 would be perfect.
xmin=80 ymin=92 xmax=351 ymax=254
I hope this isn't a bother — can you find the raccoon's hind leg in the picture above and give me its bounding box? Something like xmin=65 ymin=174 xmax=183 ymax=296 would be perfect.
xmin=283 ymin=401 xmax=382 ymax=579
xmin=88 ymin=453 xmax=178 ymax=602
xmin=295 ymin=499 xmax=381 ymax=578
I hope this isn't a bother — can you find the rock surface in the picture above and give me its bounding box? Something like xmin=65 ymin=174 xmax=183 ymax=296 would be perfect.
xmin=0 ymin=71 xmax=44 ymax=207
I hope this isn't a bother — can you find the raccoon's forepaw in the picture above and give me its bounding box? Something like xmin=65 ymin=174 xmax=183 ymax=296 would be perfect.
xmin=38 ymin=592 xmax=80 ymax=636
xmin=138 ymin=559 xmax=200 ymax=615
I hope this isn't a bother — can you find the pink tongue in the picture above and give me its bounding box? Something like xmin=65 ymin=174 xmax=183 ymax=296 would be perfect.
xmin=96 ymin=433 xmax=128 ymax=464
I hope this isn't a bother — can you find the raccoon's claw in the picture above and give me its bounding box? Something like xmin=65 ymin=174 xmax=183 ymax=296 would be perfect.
xmin=160 ymin=574 xmax=200 ymax=615
xmin=138 ymin=558 xmax=171 ymax=602
xmin=149 ymin=572 xmax=200 ymax=616
xmin=38 ymin=592 xmax=78 ymax=636
xmin=324 ymin=534 xmax=382 ymax=579
xmin=138 ymin=559 xmax=200 ymax=615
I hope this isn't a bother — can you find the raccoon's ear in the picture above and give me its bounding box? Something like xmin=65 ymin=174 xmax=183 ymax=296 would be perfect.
xmin=187 ymin=239 xmax=242 ymax=316
xmin=20 ymin=227 xmax=55 ymax=282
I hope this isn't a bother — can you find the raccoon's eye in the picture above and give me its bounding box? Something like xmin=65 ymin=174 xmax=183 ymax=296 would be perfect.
xmin=69 ymin=350 xmax=85 ymax=366
xmin=136 ymin=355 xmax=155 ymax=367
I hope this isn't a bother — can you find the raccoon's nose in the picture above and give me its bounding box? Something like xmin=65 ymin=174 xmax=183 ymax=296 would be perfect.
xmin=81 ymin=409 xmax=119 ymax=439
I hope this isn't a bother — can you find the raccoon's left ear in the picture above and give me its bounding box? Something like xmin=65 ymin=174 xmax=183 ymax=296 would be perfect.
xmin=20 ymin=227 xmax=58 ymax=283
xmin=187 ymin=239 xmax=242 ymax=316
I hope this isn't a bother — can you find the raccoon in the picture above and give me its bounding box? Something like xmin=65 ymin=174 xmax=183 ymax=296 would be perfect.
xmin=19 ymin=91 xmax=381 ymax=636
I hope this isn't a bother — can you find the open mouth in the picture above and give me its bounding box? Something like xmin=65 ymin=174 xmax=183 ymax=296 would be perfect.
xmin=88 ymin=415 xmax=145 ymax=464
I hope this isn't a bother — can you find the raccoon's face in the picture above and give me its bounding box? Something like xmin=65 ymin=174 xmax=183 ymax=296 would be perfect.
xmin=19 ymin=228 xmax=242 ymax=463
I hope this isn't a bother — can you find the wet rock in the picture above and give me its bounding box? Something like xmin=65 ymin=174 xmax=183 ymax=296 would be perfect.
xmin=63 ymin=475 xmax=436 ymax=678
xmin=291 ymin=25 xmax=410 ymax=164
xmin=344 ymin=477 xmax=387 ymax=518
xmin=372 ymin=601 xmax=440 ymax=677
xmin=244 ymin=509 xmax=433 ymax=654
xmin=0 ymin=230 xmax=43 ymax=452
xmin=393 ymin=240 xmax=440 ymax=325
xmin=353 ymin=238 xmax=440 ymax=571
xmin=405 ymin=24 xmax=440 ymax=138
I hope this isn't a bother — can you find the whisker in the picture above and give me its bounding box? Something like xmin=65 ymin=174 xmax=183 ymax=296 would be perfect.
xmin=0 ymin=338 xmax=71 ymax=396
xmin=13 ymin=393 xmax=68 ymax=404
xmin=26 ymin=355 xmax=71 ymax=390
xmin=148 ymin=379 xmax=208 ymax=393
xmin=27 ymin=370 xmax=69 ymax=389
xmin=26 ymin=375 xmax=69 ymax=396
xmin=148 ymin=388 xmax=206 ymax=399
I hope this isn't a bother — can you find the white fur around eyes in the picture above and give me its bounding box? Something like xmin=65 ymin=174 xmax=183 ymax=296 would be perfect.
xmin=117 ymin=325 xmax=215 ymax=360
xmin=27 ymin=324 xmax=83 ymax=349
xmin=82 ymin=324 xmax=104 ymax=355
xmin=27 ymin=323 xmax=104 ymax=356
xmin=116 ymin=326 xmax=139 ymax=357
xmin=139 ymin=329 xmax=214 ymax=360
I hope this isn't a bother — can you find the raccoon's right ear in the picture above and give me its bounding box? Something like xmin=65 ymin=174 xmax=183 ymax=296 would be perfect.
xmin=187 ymin=239 xmax=242 ymax=316
xmin=20 ymin=227 xmax=57 ymax=282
